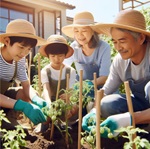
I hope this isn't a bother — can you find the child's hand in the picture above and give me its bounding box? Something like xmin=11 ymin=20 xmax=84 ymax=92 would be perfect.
xmin=67 ymin=105 xmax=78 ymax=119
xmin=59 ymin=93 xmax=67 ymax=101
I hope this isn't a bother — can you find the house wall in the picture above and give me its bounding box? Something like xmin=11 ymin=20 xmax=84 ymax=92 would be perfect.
xmin=43 ymin=11 xmax=55 ymax=39
xmin=0 ymin=0 xmax=75 ymax=56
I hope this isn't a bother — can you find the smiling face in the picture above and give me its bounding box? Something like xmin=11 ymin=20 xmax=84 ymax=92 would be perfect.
xmin=74 ymin=26 xmax=94 ymax=46
xmin=111 ymin=28 xmax=146 ymax=64
xmin=2 ymin=37 xmax=32 ymax=62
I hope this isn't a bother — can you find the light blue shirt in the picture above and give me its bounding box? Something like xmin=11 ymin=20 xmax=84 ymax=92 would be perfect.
xmin=64 ymin=40 xmax=111 ymax=77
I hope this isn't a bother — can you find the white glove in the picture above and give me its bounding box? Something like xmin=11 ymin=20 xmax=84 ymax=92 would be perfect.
xmin=100 ymin=112 xmax=131 ymax=137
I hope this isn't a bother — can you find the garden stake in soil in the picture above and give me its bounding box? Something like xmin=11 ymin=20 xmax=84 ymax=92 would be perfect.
xmin=26 ymin=58 xmax=29 ymax=84
xmin=65 ymin=73 xmax=69 ymax=148
xmin=78 ymin=69 xmax=83 ymax=149
xmin=50 ymin=64 xmax=63 ymax=140
xmin=124 ymin=81 xmax=137 ymax=149
xmin=96 ymin=89 xmax=104 ymax=149
xmin=93 ymin=73 xmax=97 ymax=99
xmin=28 ymin=51 xmax=32 ymax=84
xmin=38 ymin=54 xmax=42 ymax=97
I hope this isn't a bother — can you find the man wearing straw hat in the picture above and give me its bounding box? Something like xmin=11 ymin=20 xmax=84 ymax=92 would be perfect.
xmin=82 ymin=9 xmax=150 ymax=141
xmin=0 ymin=19 xmax=49 ymax=126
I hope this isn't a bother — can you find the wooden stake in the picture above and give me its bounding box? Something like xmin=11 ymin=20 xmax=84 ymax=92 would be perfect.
xmin=38 ymin=55 xmax=42 ymax=97
xmin=26 ymin=58 xmax=29 ymax=86
xmin=28 ymin=51 xmax=32 ymax=84
xmin=93 ymin=72 xmax=97 ymax=99
xmin=124 ymin=81 xmax=136 ymax=148
xmin=50 ymin=64 xmax=63 ymax=140
xmin=78 ymin=69 xmax=83 ymax=149
xmin=66 ymin=73 xmax=69 ymax=103
xmin=65 ymin=73 xmax=69 ymax=147
xmin=56 ymin=64 xmax=63 ymax=100
xmin=96 ymin=89 xmax=104 ymax=149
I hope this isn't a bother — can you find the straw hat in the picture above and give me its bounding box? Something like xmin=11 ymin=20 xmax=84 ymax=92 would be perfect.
xmin=0 ymin=19 xmax=46 ymax=46
xmin=62 ymin=11 xmax=103 ymax=38
xmin=93 ymin=9 xmax=150 ymax=38
xmin=39 ymin=34 xmax=74 ymax=58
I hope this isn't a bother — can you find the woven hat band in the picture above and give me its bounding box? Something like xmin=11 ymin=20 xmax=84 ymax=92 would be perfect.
xmin=73 ymin=18 xmax=94 ymax=25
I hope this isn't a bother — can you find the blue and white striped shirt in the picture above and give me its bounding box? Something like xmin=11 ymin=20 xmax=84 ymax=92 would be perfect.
xmin=0 ymin=53 xmax=28 ymax=82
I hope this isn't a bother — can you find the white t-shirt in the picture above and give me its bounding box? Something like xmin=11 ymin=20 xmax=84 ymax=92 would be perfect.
xmin=41 ymin=63 xmax=76 ymax=88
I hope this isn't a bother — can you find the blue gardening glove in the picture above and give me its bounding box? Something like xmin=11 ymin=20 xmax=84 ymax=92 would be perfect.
xmin=31 ymin=95 xmax=48 ymax=109
xmin=14 ymin=99 xmax=47 ymax=125
xmin=100 ymin=112 xmax=131 ymax=138
xmin=82 ymin=108 xmax=96 ymax=132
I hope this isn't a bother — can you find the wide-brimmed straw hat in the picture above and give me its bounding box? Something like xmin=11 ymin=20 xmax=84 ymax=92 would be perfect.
xmin=92 ymin=9 xmax=150 ymax=38
xmin=0 ymin=19 xmax=46 ymax=46
xmin=39 ymin=34 xmax=74 ymax=58
xmin=62 ymin=11 xmax=103 ymax=38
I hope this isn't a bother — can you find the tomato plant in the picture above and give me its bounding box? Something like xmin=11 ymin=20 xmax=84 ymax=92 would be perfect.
xmin=70 ymin=80 xmax=94 ymax=108
xmin=0 ymin=110 xmax=26 ymax=149
xmin=115 ymin=126 xmax=150 ymax=149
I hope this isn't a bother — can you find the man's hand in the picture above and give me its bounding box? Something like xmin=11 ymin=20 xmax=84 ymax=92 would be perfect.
xmin=14 ymin=99 xmax=47 ymax=125
xmin=82 ymin=108 xmax=96 ymax=132
xmin=100 ymin=112 xmax=131 ymax=138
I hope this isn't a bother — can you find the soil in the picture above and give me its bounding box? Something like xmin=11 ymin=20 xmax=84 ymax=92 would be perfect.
xmin=1 ymin=110 xmax=150 ymax=149
xmin=1 ymin=117 xmax=127 ymax=149
xmin=0 ymin=110 xmax=78 ymax=149
xmin=24 ymin=123 xmax=79 ymax=149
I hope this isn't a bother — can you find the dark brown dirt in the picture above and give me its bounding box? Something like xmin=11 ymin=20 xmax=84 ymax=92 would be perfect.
xmin=23 ymin=123 xmax=79 ymax=149
xmin=1 ymin=110 xmax=150 ymax=149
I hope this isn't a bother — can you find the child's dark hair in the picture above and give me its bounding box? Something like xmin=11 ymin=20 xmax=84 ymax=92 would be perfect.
xmin=45 ymin=43 xmax=68 ymax=56
xmin=9 ymin=36 xmax=37 ymax=48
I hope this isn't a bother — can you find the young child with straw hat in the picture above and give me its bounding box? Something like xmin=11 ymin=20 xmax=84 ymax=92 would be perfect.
xmin=39 ymin=34 xmax=76 ymax=103
xmin=0 ymin=19 xmax=48 ymax=126
xmin=37 ymin=34 xmax=77 ymax=132
xmin=82 ymin=9 xmax=150 ymax=146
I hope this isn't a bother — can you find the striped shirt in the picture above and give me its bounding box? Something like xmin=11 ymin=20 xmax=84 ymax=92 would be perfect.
xmin=0 ymin=53 xmax=28 ymax=82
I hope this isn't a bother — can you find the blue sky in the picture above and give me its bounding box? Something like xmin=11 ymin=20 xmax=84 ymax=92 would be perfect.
xmin=61 ymin=0 xmax=150 ymax=23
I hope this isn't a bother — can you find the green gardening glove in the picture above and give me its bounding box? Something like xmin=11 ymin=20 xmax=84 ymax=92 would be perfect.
xmin=14 ymin=99 xmax=47 ymax=125
xmin=82 ymin=108 xmax=96 ymax=132
xmin=31 ymin=95 xmax=48 ymax=109
xmin=100 ymin=112 xmax=131 ymax=138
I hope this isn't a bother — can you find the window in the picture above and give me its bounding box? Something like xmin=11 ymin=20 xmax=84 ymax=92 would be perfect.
xmin=0 ymin=3 xmax=33 ymax=33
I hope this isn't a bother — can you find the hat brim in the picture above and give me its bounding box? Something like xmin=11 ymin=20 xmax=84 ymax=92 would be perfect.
xmin=0 ymin=33 xmax=47 ymax=46
xmin=62 ymin=24 xmax=103 ymax=38
xmin=93 ymin=23 xmax=150 ymax=38
xmin=39 ymin=42 xmax=74 ymax=58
